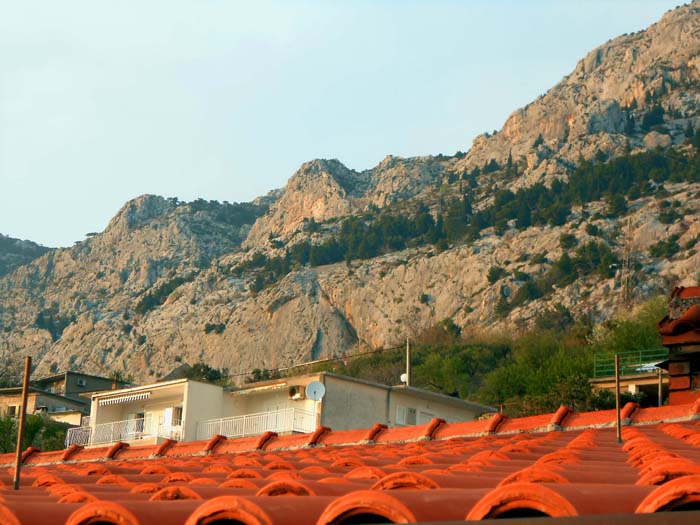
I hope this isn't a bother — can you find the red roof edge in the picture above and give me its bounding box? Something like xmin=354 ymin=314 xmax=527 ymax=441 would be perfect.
xmin=153 ymin=439 xmax=176 ymax=457
xmin=486 ymin=413 xmax=506 ymax=434
xmin=549 ymin=406 xmax=571 ymax=429
xmin=308 ymin=426 xmax=331 ymax=445
xmin=692 ymin=398 xmax=700 ymax=416
xmin=106 ymin=441 xmax=129 ymax=459
xmin=61 ymin=444 xmax=83 ymax=462
xmin=21 ymin=446 xmax=40 ymax=464
xmin=204 ymin=434 xmax=227 ymax=453
xmin=256 ymin=431 xmax=278 ymax=450
xmin=426 ymin=418 xmax=446 ymax=439
xmin=364 ymin=423 xmax=388 ymax=442
xmin=621 ymin=402 xmax=640 ymax=422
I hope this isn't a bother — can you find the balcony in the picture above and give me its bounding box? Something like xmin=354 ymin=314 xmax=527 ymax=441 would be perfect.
xmin=593 ymin=348 xmax=668 ymax=378
xmin=65 ymin=416 xmax=182 ymax=447
xmin=196 ymin=408 xmax=316 ymax=441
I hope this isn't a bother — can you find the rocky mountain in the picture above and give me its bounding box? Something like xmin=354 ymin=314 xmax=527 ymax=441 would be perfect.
xmin=0 ymin=234 xmax=50 ymax=278
xmin=458 ymin=1 xmax=700 ymax=187
xmin=2 ymin=2 xmax=700 ymax=383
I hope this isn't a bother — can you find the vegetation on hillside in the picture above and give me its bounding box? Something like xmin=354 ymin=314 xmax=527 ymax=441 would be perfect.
xmin=305 ymin=297 xmax=667 ymax=417
xmin=230 ymin=147 xmax=700 ymax=300
xmin=0 ymin=414 xmax=70 ymax=453
xmin=0 ymin=235 xmax=50 ymax=277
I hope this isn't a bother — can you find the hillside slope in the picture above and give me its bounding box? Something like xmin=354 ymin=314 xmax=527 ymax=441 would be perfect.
xmin=1 ymin=2 xmax=700 ymax=382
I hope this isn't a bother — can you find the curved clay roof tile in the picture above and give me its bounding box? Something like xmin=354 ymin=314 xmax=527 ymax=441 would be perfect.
xmin=636 ymin=474 xmax=700 ymax=512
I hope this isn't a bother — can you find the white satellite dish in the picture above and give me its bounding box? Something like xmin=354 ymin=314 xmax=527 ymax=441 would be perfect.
xmin=305 ymin=381 xmax=326 ymax=401
xmin=400 ymin=373 xmax=408 ymax=384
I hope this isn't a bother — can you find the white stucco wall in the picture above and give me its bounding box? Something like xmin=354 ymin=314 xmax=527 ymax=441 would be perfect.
xmin=320 ymin=375 xmax=389 ymax=429
xmin=389 ymin=390 xmax=479 ymax=425
xmin=182 ymin=381 xmax=226 ymax=441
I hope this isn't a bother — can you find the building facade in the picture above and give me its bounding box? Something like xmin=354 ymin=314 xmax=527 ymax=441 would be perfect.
xmin=0 ymin=387 xmax=86 ymax=425
xmin=67 ymin=372 xmax=495 ymax=447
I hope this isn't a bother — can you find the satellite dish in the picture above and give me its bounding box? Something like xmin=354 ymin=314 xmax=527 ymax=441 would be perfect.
xmin=305 ymin=381 xmax=326 ymax=401
xmin=400 ymin=373 xmax=408 ymax=384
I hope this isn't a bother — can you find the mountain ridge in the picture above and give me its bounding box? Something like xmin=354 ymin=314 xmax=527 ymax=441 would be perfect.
xmin=2 ymin=2 xmax=700 ymax=382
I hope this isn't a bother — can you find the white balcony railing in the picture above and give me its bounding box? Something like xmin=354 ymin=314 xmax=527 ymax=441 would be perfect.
xmin=196 ymin=408 xmax=316 ymax=441
xmin=65 ymin=417 xmax=182 ymax=448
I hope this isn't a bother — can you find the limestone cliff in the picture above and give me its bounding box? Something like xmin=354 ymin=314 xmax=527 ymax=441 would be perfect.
xmin=0 ymin=234 xmax=50 ymax=278
xmin=2 ymin=2 xmax=700 ymax=382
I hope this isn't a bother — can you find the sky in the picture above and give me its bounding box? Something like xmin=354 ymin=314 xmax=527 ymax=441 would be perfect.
xmin=0 ymin=0 xmax=684 ymax=248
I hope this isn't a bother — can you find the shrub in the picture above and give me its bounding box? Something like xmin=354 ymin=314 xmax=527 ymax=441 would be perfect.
xmin=487 ymin=266 xmax=508 ymax=284
xmin=585 ymin=223 xmax=600 ymax=237
xmin=559 ymin=233 xmax=578 ymax=250
xmin=649 ymin=235 xmax=681 ymax=259
xmin=204 ymin=323 xmax=226 ymax=334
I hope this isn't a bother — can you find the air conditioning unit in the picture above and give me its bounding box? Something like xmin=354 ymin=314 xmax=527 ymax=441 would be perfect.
xmin=288 ymin=386 xmax=306 ymax=400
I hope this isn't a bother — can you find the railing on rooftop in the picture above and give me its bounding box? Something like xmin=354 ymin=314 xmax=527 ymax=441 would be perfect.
xmin=65 ymin=417 xmax=182 ymax=448
xmin=593 ymin=348 xmax=668 ymax=378
xmin=196 ymin=408 xmax=316 ymax=441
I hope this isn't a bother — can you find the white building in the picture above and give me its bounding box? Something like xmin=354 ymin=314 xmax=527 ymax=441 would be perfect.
xmin=66 ymin=372 xmax=494 ymax=448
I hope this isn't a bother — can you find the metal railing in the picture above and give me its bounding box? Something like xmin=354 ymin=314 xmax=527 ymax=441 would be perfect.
xmin=196 ymin=408 xmax=316 ymax=441
xmin=593 ymin=348 xmax=668 ymax=378
xmin=65 ymin=417 xmax=182 ymax=447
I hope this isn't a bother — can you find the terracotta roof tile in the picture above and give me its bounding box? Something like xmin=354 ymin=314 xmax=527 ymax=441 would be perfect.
xmin=4 ymin=403 xmax=700 ymax=523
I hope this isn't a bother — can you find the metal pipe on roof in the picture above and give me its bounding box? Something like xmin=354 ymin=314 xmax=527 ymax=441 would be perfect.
xmin=615 ymin=354 xmax=622 ymax=444
xmin=13 ymin=355 xmax=31 ymax=491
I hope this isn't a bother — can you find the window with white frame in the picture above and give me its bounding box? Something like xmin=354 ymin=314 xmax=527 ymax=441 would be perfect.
xmin=396 ymin=405 xmax=417 ymax=426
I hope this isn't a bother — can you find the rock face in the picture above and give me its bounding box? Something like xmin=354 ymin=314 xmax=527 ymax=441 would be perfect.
xmin=456 ymin=1 xmax=700 ymax=185
xmin=0 ymin=234 xmax=50 ymax=278
xmin=2 ymin=2 xmax=700 ymax=383
xmin=245 ymin=156 xmax=449 ymax=249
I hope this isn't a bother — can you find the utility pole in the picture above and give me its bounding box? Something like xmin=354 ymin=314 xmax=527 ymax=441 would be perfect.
xmin=615 ymin=354 xmax=622 ymax=444
xmin=621 ymin=217 xmax=633 ymax=303
xmin=405 ymin=337 xmax=411 ymax=387
xmin=13 ymin=356 xmax=32 ymax=491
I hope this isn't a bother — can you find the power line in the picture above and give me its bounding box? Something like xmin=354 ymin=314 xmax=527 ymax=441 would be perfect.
xmin=219 ymin=345 xmax=404 ymax=381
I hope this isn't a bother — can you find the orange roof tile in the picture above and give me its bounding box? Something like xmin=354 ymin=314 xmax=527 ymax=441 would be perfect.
xmin=3 ymin=403 xmax=700 ymax=523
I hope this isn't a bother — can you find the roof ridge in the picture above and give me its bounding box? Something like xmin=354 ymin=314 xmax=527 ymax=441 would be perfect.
xmin=4 ymin=403 xmax=698 ymax=468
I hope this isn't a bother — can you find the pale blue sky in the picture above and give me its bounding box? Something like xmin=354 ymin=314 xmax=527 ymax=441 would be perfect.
xmin=0 ymin=1 xmax=683 ymax=247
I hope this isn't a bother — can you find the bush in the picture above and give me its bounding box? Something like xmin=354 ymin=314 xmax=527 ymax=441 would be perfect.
xmin=204 ymin=323 xmax=226 ymax=334
xmin=585 ymin=223 xmax=600 ymax=237
xmin=134 ymin=275 xmax=195 ymax=315
xmin=559 ymin=233 xmax=578 ymax=250
xmin=487 ymin=266 xmax=508 ymax=284
xmin=0 ymin=414 xmax=70 ymax=453
xmin=649 ymin=235 xmax=681 ymax=259
xmin=531 ymin=252 xmax=548 ymax=264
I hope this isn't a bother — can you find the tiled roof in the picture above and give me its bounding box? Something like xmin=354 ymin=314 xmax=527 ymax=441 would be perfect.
xmin=659 ymin=286 xmax=700 ymax=346
xmin=2 ymin=402 xmax=700 ymax=524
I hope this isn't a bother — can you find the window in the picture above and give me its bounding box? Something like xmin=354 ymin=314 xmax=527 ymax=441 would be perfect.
xmin=6 ymin=405 xmax=18 ymax=418
xmin=172 ymin=406 xmax=183 ymax=425
xmin=76 ymin=379 xmax=87 ymax=387
xmin=396 ymin=405 xmax=417 ymax=426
